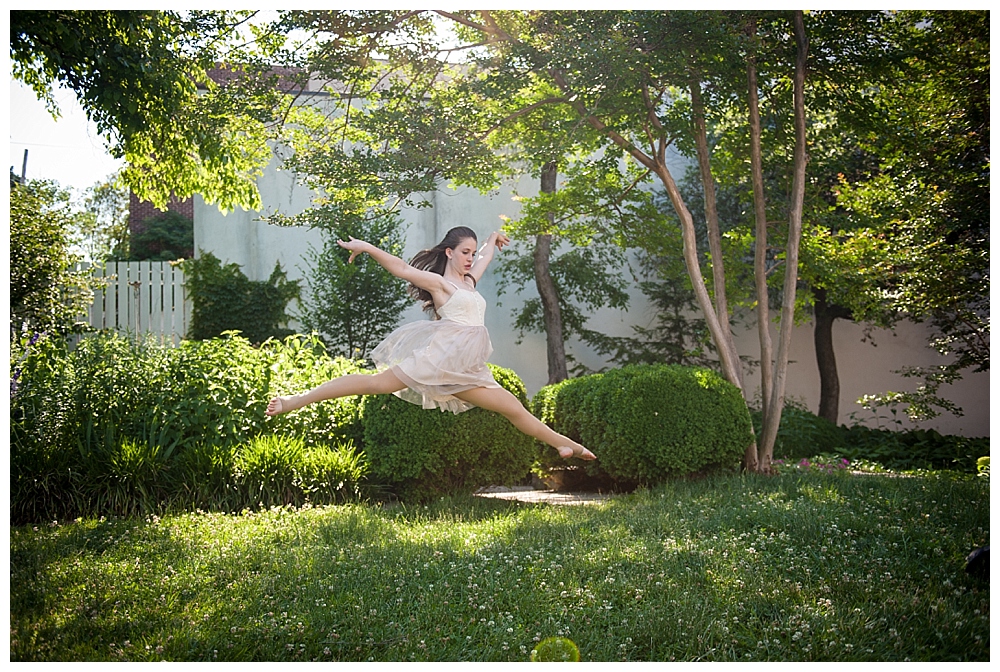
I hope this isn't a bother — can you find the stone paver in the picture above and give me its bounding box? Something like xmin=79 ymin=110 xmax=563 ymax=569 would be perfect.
xmin=474 ymin=485 xmax=614 ymax=506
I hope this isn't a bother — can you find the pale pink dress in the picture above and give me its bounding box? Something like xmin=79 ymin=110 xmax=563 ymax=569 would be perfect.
xmin=370 ymin=282 xmax=501 ymax=414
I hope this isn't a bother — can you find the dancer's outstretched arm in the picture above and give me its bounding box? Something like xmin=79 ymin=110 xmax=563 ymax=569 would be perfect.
xmin=468 ymin=231 xmax=510 ymax=285
xmin=338 ymin=237 xmax=450 ymax=300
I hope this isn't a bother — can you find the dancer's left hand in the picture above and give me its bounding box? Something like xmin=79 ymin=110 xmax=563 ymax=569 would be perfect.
xmin=494 ymin=232 xmax=511 ymax=250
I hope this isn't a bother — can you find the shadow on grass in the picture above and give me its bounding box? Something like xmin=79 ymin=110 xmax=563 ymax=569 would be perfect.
xmin=10 ymin=471 xmax=990 ymax=662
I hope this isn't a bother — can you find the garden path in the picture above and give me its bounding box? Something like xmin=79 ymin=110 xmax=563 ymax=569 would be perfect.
xmin=474 ymin=485 xmax=614 ymax=506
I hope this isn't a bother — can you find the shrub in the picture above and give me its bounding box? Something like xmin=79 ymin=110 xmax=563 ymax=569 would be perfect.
xmin=262 ymin=334 xmax=371 ymax=449
xmin=533 ymin=364 xmax=753 ymax=485
xmin=181 ymin=251 xmax=299 ymax=344
xmin=749 ymin=403 xmax=847 ymax=460
xmin=836 ymin=425 xmax=987 ymax=473
xmin=9 ymin=331 xmax=371 ymax=522
xmin=232 ymin=435 xmax=367 ymax=510
xmin=128 ymin=210 xmax=193 ymax=261
xmin=9 ymin=179 xmax=94 ymax=336
xmin=80 ymin=438 xmax=170 ymax=517
xmin=361 ymin=364 xmax=536 ymax=502
xmin=169 ymin=442 xmax=238 ymax=511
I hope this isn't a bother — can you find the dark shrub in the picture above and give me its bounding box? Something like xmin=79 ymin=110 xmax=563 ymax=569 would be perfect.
xmin=181 ymin=251 xmax=299 ymax=344
xmin=533 ymin=364 xmax=753 ymax=485
xmin=361 ymin=364 xmax=536 ymax=502
xmin=837 ymin=425 xmax=987 ymax=473
xmin=129 ymin=210 xmax=193 ymax=261
xmin=750 ymin=403 xmax=847 ymax=460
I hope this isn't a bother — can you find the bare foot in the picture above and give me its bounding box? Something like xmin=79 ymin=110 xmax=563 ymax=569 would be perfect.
xmin=557 ymin=445 xmax=597 ymax=461
xmin=266 ymin=397 xmax=289 ymax=416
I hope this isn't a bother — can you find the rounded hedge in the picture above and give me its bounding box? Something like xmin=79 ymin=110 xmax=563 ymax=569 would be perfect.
xmin=532 ymin=364 xmax=753 ymax=485
xmin=361 ymin=364 xmax=536 ymax=502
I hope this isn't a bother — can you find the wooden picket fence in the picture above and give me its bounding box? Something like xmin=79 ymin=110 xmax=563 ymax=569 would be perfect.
xmin=77 ymin=261 xmax=191 ymax=346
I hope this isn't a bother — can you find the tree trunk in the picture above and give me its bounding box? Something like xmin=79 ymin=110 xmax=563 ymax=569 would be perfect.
xmin=745 ymin=15 xmax=770 ymax=473
xmin=535 ymin=161 xmax=568 ymax=384
xmin=690 ymin=80 xmax=730 ymax=327
xmin=813 ymin=286 xmax=851 ymax=424
xmin=758 ymin=10 xmax=809 ymax=471
xmin=655 ymin=163 xmax=744 ymax=391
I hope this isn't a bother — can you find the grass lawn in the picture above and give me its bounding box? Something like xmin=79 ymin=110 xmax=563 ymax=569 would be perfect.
xmin=9 ymin=467 xmax=989 ymax=662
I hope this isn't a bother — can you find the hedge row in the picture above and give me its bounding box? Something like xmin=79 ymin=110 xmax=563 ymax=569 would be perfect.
xmin=10 ymin=332 xmax=536 ymax=520
xmin=15 ymin=332 xmax=841 ymax=521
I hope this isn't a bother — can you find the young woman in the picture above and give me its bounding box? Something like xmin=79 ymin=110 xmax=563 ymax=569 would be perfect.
xmin=266 ymin=226 xmax=597 ymax=461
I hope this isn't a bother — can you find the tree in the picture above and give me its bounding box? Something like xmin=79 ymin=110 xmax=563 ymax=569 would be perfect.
xmin=429 ymin=10 xmax=811 ymax=471
xmin=9 ymin=179 xmax=94 ymax=336
xmin=128 ymin=211 xmax=194 ymax=261
xmin=261 ymin=10 xmax=848 ymax=472
xmin=297 ymin=211 xmax=411 ymax=359
xmin=10 ymin=9 xmax=284 ymax=211
xmin=269 ymin=10 xmax=638 ymax=383
xmin=817 ymin=10 xmax=988 ymax=422
xmin=73 ymin=173 xmax=130 ymax=263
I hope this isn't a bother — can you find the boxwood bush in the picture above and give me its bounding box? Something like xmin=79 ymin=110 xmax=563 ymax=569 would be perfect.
xmin=533 ymin=364 xmax=754 ymax=486
xmin=361 ymin=364 xmax=536 ymax=502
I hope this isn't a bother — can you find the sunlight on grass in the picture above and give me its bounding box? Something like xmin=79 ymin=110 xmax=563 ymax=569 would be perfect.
xmin=10 ymin=471 xmax=989 ymax=662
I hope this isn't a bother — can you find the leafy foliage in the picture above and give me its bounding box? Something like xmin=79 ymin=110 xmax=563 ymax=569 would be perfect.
xmin=232 ymin=434 xmax=366 ymax=509
xmin=297 ymin=211 xmax=411 ymax=358
xmin=128 ymin=211 xmax=194 ymax=261
xmin=749 ymin=402 xmax=988 ymax=474
xmin=181 ymin=252 xmax=300 ymax=344
xmin=9 ymin=331 xmax=369 ymax=523
xmin=10 ymin=9 xmax=282 ymax=211
xmin=533 ymin=364 xmax=754 ymax=485
xmin=361 ymin=364 xmax=536 ymax=502
xmin=749 ymin=403 xmax=846 ymax=461
xmin=72 ymin=172 xmax=130 ymax=263
xmin=800 ymin=11 xmax=989 ymax=419
xmin=9 ymin=180 xmax=94 ymax=336
xmin=836 ymin=426 xmax=987 ymax=474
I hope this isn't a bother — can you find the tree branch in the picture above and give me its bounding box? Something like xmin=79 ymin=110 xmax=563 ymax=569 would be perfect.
xmin=479 ymin=97 xmax=571 ymax=139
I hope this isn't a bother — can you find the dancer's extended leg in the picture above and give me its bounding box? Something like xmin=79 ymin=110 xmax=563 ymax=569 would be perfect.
xmin=453 ymin=386 xmax=597 ymax=460
xmin=266 ymin=369 xmax=407 ymax=416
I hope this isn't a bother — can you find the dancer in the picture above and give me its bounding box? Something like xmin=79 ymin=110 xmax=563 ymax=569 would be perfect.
xmin=266 ymin=226 xmax=596 ymax=461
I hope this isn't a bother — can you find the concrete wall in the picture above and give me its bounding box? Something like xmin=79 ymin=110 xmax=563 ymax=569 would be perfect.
xmin=194 ymin=152 xmax=989 ymax=438
xmin=731 ymin=314 xmax=989 ymax=437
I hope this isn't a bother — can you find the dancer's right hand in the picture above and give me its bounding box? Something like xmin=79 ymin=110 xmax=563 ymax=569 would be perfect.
xmin=338 ymin=237 xmax=368 ymax=263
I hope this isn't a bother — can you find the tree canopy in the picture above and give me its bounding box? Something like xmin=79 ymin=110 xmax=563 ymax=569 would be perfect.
xmin=10 ymin=10 xmax=282 ymax=211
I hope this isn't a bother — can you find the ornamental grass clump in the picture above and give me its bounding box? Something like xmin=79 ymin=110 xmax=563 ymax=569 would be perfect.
xmin=534 ymin=364 xmax=753 ymax=485
xmin=362 ymin=364 xmax=535 ymax=502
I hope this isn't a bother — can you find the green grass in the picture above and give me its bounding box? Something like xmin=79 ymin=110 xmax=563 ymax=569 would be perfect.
xmin=10 ymin=469 xmax=989 ymax=662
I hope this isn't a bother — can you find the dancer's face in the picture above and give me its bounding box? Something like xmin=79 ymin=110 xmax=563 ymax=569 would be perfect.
xmin=447 ymin=237 xmax=478 ymax=274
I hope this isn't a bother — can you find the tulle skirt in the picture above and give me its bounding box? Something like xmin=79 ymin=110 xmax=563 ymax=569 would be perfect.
xmin=370 ymin=319 xmax=500 ymax=414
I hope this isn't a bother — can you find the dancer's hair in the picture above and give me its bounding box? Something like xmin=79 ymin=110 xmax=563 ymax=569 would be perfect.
xmin=409 ymin=226 xmax=478 ymax=313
